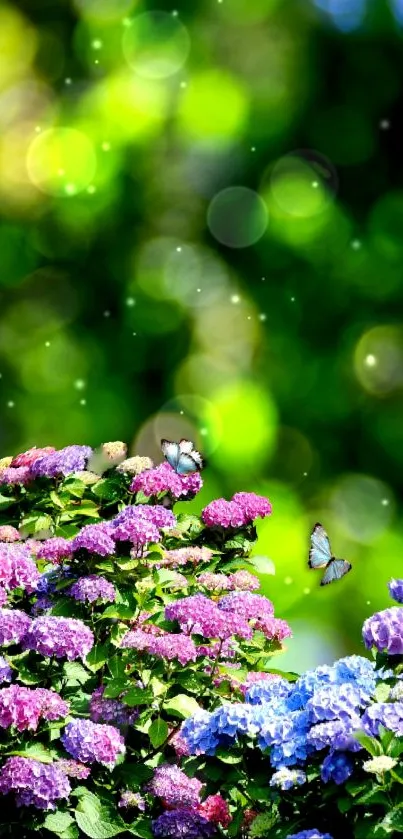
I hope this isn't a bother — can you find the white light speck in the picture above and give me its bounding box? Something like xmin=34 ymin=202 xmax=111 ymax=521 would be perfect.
xmin=65 ymin=77 xmax=72 ymax=85
xmin=291 ymin=296 xmax=295 ymax=302
xmin=312 ymin=180 xmax=319 ymax=188
xmin=94 ymin=60 xmax=99 ymax=65
xmin=126 ymin=297 xmax=136 ymax=307
xmin=366 ymin=600 xmax=371 ymax=605
xmin=284 ymin=576 xmax=293 ymax=585
xmin=87 ymin=185 xmax=96 ymax=194
xmin=0 ymin=374 xmax=2 ymax=378
xmin=74 ymin=379 xmax=86 ymax=391
xmin=45 ymin=341 xmax=50 ymax=347
xmin=180 ymin=410 xmax=184 ymax=415
xmin=381 ymin=498 xmax=390 ymax=506
xmin=122 ymin=17 xmax=132 ymax=26
xmin=351 ymin=239 xmax=362 ymax=250
xmin=65 ymin=183 xmax=76 ymax=196
xmin=247 ymin=316 xmax=252 ymax=320
xmin=365 ymin=354 xmax=377 ymax=368
xmin=103 ymin=310 xmax=111 ymax=318
xmin=180 ymin=81 xmax=187 ymax=88
xmin=101 ymin=142 xmax=110 ymax=151
xmin=303 ymin=587 xmax=311 ymax=595
xmin=197 ymin=288 xmax=201 ymax=292
xmin=230 ymin=294 xmax=240 ymax=304
xmin=258 ymin=313 xmax=266 ymax=321
xmin=80 ymin=399 xmax=87 ymax=406
xmin=132 ymin=332 xmax=137 ymax=336
xmin=303 ymin=471 xmax=308 ymax=477
xmin=7 ymin=401 xmax=14 ymax=408
xmin=251 ymin=146 xmax=256 ymax=152
xmin=92 ymin=39 xmax=102 ymax=49
xmin=172 ymin=9 xmax=178 ymax=16
xmin=380 ymin=119 xmax=390 ymax=130
xmin=35 ymin=126 xmax=41 ymax=133
xmin=200 ymin=427 xmax=207 ymax=436
xmin=261 ymin=277 xmax=266 ymax=281
xmin=176 ymin=246 xmax=182 ymax=252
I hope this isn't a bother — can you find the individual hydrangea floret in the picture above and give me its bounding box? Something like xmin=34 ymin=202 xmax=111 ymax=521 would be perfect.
xmin=0 ymin=657 xmax=12 ymax=683
xmin=198 ymin=795 xmax=232 ymax=827
xmin=36 ymin=538 xmax=73 ymax=564
xmin=0 ymin=467 xmax=31 ymax=485
xmin=0 ymin=757 xmax=71 ymax=810
xmin=90 ymin=686 xmax=138 ymax=726
xmin=388 ymin=578 xmax=403 ymax=604
xmin=270 ymin=767 xmax=306 ymax=790
xmin=118 ymin=790 xmax=146 ymax=810
xmin=57 ymin=759 xmax=91 ymax=779
xmin=130 ymin=462 xmax=202 ymax=500
xmin=61 ymin=719 xmax=125 ymax=767
xmin=362 ymin=607 xmax=403 ymax=654
xmin=0 ymin=609 xmax=31 ymax=645
xmin=0 ymin=685 xmax=69 ymax=731
xmin=31 ymin=445 xmax=93 ymax=478
xmin=146 ymin=763 xmax=203 ymax=807
xmin=11 ymin=447 xmax=56 ymax=468
xmin=152 ymin=809 xmax=215 ymax=838
xmin=72 ymin=523 xmax=115 ymax=557
xmin=23 ymin=616 xmax=94 ymax=660
xmin=69 ymin=575 xmax=116 ymax=604
xmin=321 ymin=751 xmax=354 ymax=784
xmin=0 ymin=526 xmax=20 ymax=542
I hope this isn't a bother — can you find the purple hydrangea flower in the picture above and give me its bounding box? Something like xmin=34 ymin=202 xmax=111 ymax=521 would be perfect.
xmin=121 ymin=629 xmax=198 ymax=665
xmin=0 ymin=685 xmax=69 ymax=731
xmin=23 ymin=616 xmax=94 ymax=660
xmin=0 ymin=609 xmax=31 ymax=645
xmin=0 ymin=467 xmax=31 ymax=485
xmin=118 ymin=790 xmax=145 ymax=810
xmin=218 ymin=591 xmax=274 ymax=619
xmin=113 ymin=505 xmax=176 ymax=531
xmin=388 ymin=579 xmax=403 ymax=604
xmin=146 ymin=764 xmax=203 ymax=807
xmin=363 ymin=607 xmax=403 ymax=654
xmin=152 ymin=809 xmax=215 ymax=838
xmin=0 ymin=757 xmax=71 ymax=810
xmin=90 ymin=686 xmax=138 ymax=726
xmin=362 ymin=701 xmax=403 ymax=737
xmin=307 ymin=718 xmax=362 ymax=753
xmin=31 ymin=445 xmax=92 ymax=478
xmin=0 ymin=589 xmax=7 ymax=608
xmin=165 ymin=594 xmax=252 ymax=640
xmin=69 ymin=575 xmax=116 ymax=604
xmin=232 ymin=492 xmax=272 ymax=521
xmin=0 ymin=657 xmax=12 ymax=683
xmin=202 ymin=499 xmax=246 ymax=529
xmin=57 ymin=759 xmax=91 ymax=779
xmin=130 ymin=462 xmax=202 ymax=500
xmin=0 ymin=543 xmax=40 ymax=593
xmin=321 ymin=751 xmax=354 ymax=784
xmin=61 ymin=719 xmax=125 ymax=767
xmin=287 ymin=832 xmax=333 ymax=839
xmin=11 ymin=446 xmax=56 ymax=468
xmin=270 ymin=767 xmax=306 ymax=790
xmin=113 ymin=517 xmax=160 ymax=547
xmin=36 ymin=538 xmax=73 ymax=564
xmin=72 ymin=523 xmax=116 ymax=557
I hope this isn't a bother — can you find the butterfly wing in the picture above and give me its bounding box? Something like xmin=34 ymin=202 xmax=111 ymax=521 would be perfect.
xmin=176 ymin=453 xmax=200 ymax=475
xmin=161 ymin=439 xmax=180 ymax=471
xmin=179 ymin=439 xmax=204 ymax=470
xmin=320 ymin=558 xmax=352 ymax=587
xmin=309 ymin=523 xmax=332 ymax=569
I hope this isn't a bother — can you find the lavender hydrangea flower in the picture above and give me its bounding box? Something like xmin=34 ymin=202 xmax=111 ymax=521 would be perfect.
xmin=363 ymin=607 xmax=403 ymax=654
xmin=361 ymin=701 xmax=403 ymax=737
xmin=218 ymin=591 xmax=274 ymax=619
xmin=23 ymin=616 xmax=94 ymax=660
xmin=165 ymin=594 xmax=252 ymax=640
xmin=0 ymin=609 xmax=31 ymax=645
xmin=321 ymin=751 xmax=353 ymax=784
xmin=121 ymin=629 xmax=198 ymax=665
xmin=307 ymin=718 xmax=362 ymax=753
xmin=0 ymin=657 xmax=12 ymax=683
xmin=306 ymin=683 xmax=370 ymax=724
xmin=90 ymin=686 xmax=138 ymax=726
xmin=118 ymin=790 xmax=146 ymax=810
xmin=0 ymin=685 xmax=69 ymax=731
xmin=131 ymin=462 xmax=202 ymax=500
xmin=287 ymin=832 xmax=333 ymax=839
xmin=388 ymin=579 xmax=403 ymax=604
xmin=270 ymin=767 xmax=306 ymax=790
xmin=31 ymin=445 xmax=93 ymax=478
xmin=36 ymin=537 xmax=73 ymax=564
xmin=0 ymin=757 xmax=71 ymax=810
xmin=0 ymin=543 xmax=40 ymax=593
xmin=72 ymin=523 xmax=115 ymax=557
xmin=198 ymin=573 xmax=231 ymax=592
xmin=146 ymin=764 xmax=203 ymax=807
xmin=113 ymin=517 xmax=160 ymax=547
xmin=152 ymin=809 xmax=215 ymax=838
xmin=0 ymin=589 xmax=7 ymax=608
xmin=0 ymin=467 xmax=31 ymax=485
xmin=113 ymin=505 xmax=176 ymax=531
xmin=61 ymin=719 xmax=125 ymax=767
xmin=69 ymin=575 xmax=116 ymax=604
xmin=57 ymin=759 xmax=91 ymax=779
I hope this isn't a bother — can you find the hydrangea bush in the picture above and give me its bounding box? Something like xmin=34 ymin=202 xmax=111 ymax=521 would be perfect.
xmin=0 ymin=441 xmax=402 ymax=839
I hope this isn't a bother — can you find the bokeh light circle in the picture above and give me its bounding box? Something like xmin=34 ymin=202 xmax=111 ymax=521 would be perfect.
xmin=207 ymin=186 xmax=268 ymax=248
xmin=330 ymin=474 xmax=394 ymax=544
xmin=354 ymin=326 xmax=403 ymax=395
xmin=269 ymin=149 xmax=338 ymax=217
xmin=27 ymin=128 xmax=97 ymax=197
xmin=122 ymin=11 xmax=190 ymax=80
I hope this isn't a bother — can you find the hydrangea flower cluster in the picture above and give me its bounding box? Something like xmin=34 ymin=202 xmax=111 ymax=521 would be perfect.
xmin=146 ymin=764 xmax=203 ymax=807
xmin=0 ymin=543 xmax=40 ymax=593
xmin=36 ymin=537 xmax=73 ymax=564
xmin=90 ymin=686 xmax=139 ymax=726
xmin=30 ymin=445 xmax=93 ymax=478
xmin=0 ymin=657 xmax=12 ymax=684
xmin=0 ymin=526 xmax=20 ymax=542
xmin=71 ymin=522 xmax=116 ymax=556
xmin=121 ymin=628 xmax=198 ymax=665
xmin=202 ymin=492 xmax=272 ymax=528
xmin=362 ymin=606 xmax=403 ymax=654
xmin=0 ymin=609 xmax=31 ymax=645
xmin=165 ymin=594 xmax=253 ymax=640
xmin=157 ymin=546 xmax=213 ymax=568
xmin=23 ymin=616 xmax=94 ymax=660
xmin=61 ymin=719 xmax=125 ymax=767
xmin=152 ymin=809 xmax=215 ymax=838
xmin=130 ymin=462 xmax=203 ymax=500
xmin=0 ymin=685 xmax=69 ymax=731
xmin=69 ymin=575 xmax=116 ymax=604
xmin=0 ymin=757 xmax=71 ymax=810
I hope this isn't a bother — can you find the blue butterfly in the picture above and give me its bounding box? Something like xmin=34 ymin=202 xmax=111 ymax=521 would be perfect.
xmin=161 ymin=439 xmax=204 ymax=476
xmin=309 ymin=523 xmax=352 ymax=586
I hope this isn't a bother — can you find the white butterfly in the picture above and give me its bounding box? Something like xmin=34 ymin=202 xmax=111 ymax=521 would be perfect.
xmin=161 ymin=439 xmax=204 ymax=475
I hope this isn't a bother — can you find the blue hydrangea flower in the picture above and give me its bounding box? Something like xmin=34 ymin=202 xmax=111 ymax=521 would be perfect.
xmin=321 ymin=751 xmax=354 ymax=784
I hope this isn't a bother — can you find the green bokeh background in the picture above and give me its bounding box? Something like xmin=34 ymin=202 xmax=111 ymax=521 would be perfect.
xmin=1 ymin=0 xmax=403 ymax=671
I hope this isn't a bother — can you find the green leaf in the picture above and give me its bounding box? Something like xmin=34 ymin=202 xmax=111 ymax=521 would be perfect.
xmin=164 ymin=694 xmax=201 ymax=719
xmin=338 ymin=797 xmax=353 ymax=813
xmin=354 ymin=730 xmax=383 ymax=756
xmin=380 ymin=806 xmax=403 ymax=834
xmin=75 ymin=793 xmax=128 ymax=839
xmin=100 ymin=604 xmax=134 ymax=620
xmin=10 ymin=742 xmax=53 ymax=763
xmin=86 ymin=643 xmax=110 ymax=673
xmin=63 ymin=479 xmax=86 ymax=499
xmin=43 ymin=811 xmax=78 ymax=838
xmin=215 ymin=747 xmax=243 ymax=764
xmin=117 ymin=763 xmax=154 ymax=788
xmin=63 ymin=661 xmax=92 ymax=685
xmin=148 ymin=717 xmax=168 ymax=748
xmin=15 ymin=660 xmax=41 ymax=685
xmin=122 ymin=687 xmax=153 ymax=706
xmin=91 ymin=479 xmax=120 ymax=501
xmin=0 ymin=493 xmax=16 ymax=510
xmin=375 ymin=682 xmax=391 ymax=703
xmin=50 ymin=491 xmax=65 ymax=509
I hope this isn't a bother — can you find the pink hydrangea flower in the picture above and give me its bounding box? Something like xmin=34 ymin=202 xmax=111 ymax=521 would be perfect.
xmin=11 ymin=447 xmax=56 ymax=468
xmin=198 ymin=794 xmax=232 ymax=827
xmin=130 ymin=462 xmax=202 ymax=500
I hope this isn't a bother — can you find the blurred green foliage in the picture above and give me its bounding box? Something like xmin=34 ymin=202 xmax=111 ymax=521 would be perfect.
xmin=1 ymin=0 xmax=403 ymax=666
